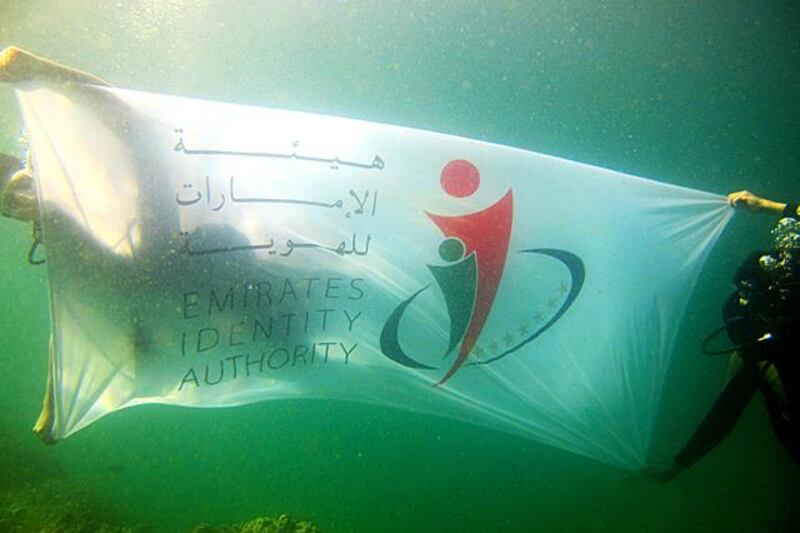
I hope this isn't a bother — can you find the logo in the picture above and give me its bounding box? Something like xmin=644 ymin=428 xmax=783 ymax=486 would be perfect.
xmin=380 ymin=160 xmax=585 ymax=385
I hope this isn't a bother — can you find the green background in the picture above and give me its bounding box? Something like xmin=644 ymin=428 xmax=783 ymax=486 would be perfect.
xmin=1 ymin=1 xmax=798 ymax=531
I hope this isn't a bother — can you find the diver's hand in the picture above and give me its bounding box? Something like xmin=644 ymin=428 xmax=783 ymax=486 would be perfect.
xmin=641 ymin=461 xmax=683 ymax=483
xmin=0 ymin=46 xmax=109 ymax=86
xmin=727 ymin=190 xmax=786 ymax=214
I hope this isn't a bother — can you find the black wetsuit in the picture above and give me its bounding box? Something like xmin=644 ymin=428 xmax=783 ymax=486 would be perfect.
xmin=675 ymin=204 xmax=800 ymax=468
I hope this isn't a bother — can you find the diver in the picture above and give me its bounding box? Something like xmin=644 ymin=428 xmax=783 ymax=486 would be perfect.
xmin=1 ymin=47 xmax=121 ymax=441
xmin=1 ymin=46 xmax=109 ymax=262
xmin=645 ymin=190 xmax=799 ymax=482
xmin=0 ymin=151 xmax=46 ymax=264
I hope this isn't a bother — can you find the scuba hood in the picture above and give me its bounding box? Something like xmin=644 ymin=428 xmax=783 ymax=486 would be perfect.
xmin=0 ymin=152 xmax=37 ymax=222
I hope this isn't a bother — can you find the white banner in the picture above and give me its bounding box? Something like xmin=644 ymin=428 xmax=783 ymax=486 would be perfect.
xmin=16 ymin=84 xmax=731 ymax=469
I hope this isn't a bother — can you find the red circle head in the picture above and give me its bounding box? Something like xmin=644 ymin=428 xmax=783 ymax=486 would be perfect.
xmin=440 ymin=159 xmax=480 ymax=198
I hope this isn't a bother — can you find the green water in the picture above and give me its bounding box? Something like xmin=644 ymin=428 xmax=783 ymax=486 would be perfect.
xmin=1 ymin=1 xmax=799 ymax=531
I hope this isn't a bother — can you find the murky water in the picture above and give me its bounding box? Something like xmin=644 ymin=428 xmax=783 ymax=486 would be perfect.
xmin=1 ymin=1 xmax=799 ymax=531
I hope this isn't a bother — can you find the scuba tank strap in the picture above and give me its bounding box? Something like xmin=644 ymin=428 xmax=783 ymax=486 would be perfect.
xmin=701 ymin=323 xmax=742 ymax=355
xmin=27 ymin=216 xmax=45 ymax=265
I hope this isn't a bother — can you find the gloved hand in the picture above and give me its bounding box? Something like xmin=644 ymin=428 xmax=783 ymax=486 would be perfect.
xmin=0 ymin=46 xmax=109 ymax=86
xmin=727 ymin=190 xmax=786 ymax=214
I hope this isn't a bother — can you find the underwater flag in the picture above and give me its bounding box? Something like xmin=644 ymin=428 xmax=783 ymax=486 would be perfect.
xmin=14 ymin=83 xmax=731 ymax=469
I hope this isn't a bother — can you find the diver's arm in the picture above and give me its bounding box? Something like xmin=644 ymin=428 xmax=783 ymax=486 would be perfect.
xmin=0 ymin=46 xmax=109 ymax=86
xmin=673 ymin=362 xmax=759 ymax=466
xmin=727 ymin=190 xmax=796 ymax=217
xmin=645 ymin=361 xmax=760 ymax=483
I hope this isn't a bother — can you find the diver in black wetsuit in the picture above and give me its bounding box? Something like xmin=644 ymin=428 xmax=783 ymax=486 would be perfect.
xmin=646 ymin=191 xmax=800 ymax=482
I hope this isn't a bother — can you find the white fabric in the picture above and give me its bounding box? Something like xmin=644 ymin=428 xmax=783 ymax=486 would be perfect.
xmin=15 ymin=84 xmax=732 ymax=468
